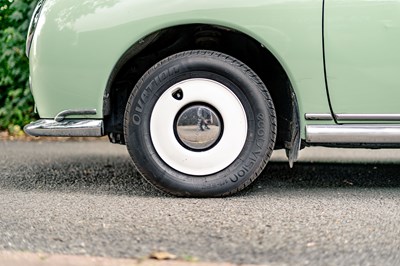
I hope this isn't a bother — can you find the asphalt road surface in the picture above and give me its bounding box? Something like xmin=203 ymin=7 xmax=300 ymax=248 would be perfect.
xmin=1 ymin=140 xmax=399 ymax=265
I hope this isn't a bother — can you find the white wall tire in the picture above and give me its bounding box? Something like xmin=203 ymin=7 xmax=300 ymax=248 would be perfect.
xmin=124 ymin=50 xmax=276 ymax=197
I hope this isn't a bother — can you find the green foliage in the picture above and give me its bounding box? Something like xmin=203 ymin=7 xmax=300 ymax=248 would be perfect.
xmin=0 ymin=0 xmax=37 ymax=131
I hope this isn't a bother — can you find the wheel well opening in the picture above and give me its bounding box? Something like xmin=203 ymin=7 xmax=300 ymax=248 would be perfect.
xmin=104 ymin=24 xmax=298 ymax=151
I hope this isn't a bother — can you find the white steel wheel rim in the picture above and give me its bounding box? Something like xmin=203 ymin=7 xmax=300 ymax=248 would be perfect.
xmin=150 ymin=78 xmax=248 ymax=176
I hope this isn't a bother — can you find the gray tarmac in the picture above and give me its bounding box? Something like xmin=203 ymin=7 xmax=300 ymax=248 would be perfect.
xmin=0 ymin=140 xmax=399 ymax=265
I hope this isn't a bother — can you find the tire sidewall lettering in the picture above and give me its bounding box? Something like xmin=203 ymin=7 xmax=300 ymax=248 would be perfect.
xmin=131 ymin=65 xmax=180 ymax=126
xmin=229 ymin=112 xmax=268 ymax=184
xmin=132 ymin=114 xmax=141 ymax=125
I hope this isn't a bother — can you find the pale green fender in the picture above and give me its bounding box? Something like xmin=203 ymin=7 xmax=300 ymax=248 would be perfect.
xmin=29 ymin=0 xmax=331 ymax=136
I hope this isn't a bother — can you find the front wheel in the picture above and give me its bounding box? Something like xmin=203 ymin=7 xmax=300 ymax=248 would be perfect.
xmin=124 ymin=50 xmax=276 ymax=197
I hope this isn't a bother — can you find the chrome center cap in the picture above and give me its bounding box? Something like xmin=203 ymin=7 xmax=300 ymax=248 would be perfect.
xmin=175 ymin=105 xmax=223 ymax=151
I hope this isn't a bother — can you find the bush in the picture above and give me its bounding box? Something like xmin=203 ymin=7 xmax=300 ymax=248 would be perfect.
xmin=0 ymin=0 xmax=37 ymax=132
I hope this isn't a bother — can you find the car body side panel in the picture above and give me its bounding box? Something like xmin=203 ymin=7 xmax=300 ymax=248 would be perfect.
xmin=325 ymin=0 xmax=400 ymax=116
xmin=29 ymin=0 xmax=331 ymax=136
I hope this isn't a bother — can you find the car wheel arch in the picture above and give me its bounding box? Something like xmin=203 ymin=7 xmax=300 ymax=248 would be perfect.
xmin=103 ymin=23 xmax=301 ymax=161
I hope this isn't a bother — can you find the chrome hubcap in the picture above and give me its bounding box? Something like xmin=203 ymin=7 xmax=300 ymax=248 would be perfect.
xmin=175 ymin=105 xmax=223 ymax=151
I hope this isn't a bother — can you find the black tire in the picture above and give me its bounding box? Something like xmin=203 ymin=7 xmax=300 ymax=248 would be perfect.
xmin=124 ymin=50 xmax=276 ymax=197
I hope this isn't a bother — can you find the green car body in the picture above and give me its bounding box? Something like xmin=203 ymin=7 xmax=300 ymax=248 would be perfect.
xmin=29 ymin=0 xmax=330 ymax=125
xmin=25 ymin=0 xmax=400 ymax=196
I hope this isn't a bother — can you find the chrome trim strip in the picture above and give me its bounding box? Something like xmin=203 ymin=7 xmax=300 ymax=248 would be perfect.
xmin=24 ymin=119 xmax=104 ymax=137
xmin=305 ymin=113 xmax=333 ymax=121
xmin=55 ymin=109 xmax=97 ymax=122
xmin=336 ymin=114 xmax=400 ymax=121
xmin=306 ymin=125 xmax=400 ymax=143
xmin=305 ymin=113 xmax=400 ymax=121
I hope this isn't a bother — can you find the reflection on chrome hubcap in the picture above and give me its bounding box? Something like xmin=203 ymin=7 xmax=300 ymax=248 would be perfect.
xmin=175 ymin=105 xmax=222 ymax=151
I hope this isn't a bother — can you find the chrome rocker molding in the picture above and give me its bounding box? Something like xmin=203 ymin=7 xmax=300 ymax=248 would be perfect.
xmin=306 ymin=125 xmax=400 ymax=144
xmin=24 ymin=109 xmax=104 ymax=137
xmin=306 ymin=113 xmax=400 ymax=121
xmin=335 ymin=114 xmax=400 ymax=121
